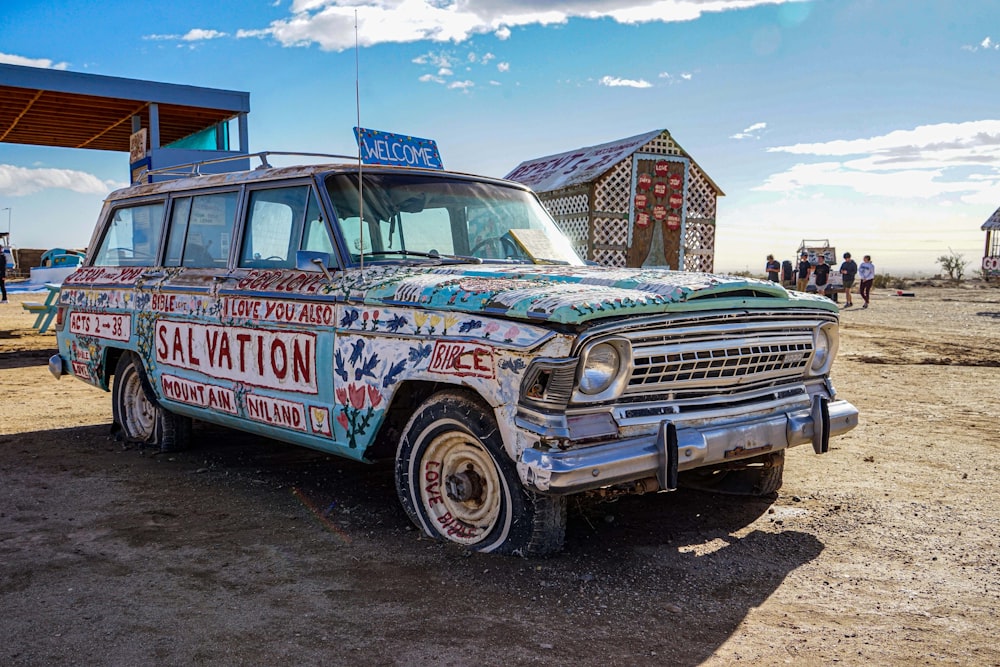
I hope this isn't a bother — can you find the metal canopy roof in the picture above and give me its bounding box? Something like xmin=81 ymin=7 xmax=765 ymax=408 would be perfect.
xmin=0 ymin=63 xmax=250 ymax=152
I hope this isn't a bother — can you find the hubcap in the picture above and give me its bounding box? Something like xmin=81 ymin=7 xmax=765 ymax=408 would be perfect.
xmin=418 ymin=430 xmax=502 ymax=545
xmin=123 ymin=367 xmax=156 ymax=441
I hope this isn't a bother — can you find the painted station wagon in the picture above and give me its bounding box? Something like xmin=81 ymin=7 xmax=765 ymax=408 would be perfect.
xmin=50 ymin=154 xmax=859 ymax=555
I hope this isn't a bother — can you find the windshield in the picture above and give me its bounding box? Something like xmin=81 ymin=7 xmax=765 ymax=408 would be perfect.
xmin=325 ymin=172 xmax=584 ymax=266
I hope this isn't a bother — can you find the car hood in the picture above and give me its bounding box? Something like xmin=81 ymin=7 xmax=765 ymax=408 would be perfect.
xmin=343 ymin=264 xmax=838 ymax=325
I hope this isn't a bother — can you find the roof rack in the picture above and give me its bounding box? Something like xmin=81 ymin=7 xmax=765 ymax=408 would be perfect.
xmin=139 ymin=151 xmax=357 ymax=181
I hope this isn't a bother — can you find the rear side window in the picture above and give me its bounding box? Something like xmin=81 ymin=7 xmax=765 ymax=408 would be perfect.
xmin=92 ymin=202 xmax=165 ymax=266
xmin=165 ymin=192 xmax=238 ymax=268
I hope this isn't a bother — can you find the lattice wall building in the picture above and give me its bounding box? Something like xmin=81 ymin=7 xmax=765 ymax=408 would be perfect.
xmin=505 ymin=129 xmax=722 ymax=272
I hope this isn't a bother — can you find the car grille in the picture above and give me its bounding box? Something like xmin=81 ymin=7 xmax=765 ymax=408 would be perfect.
xmin=608 ymin=310 xmax=834 ymax=402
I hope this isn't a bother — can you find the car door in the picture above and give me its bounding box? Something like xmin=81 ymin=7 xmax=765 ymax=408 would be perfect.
xmin=211 ymin=181 xmax=346 ymax=453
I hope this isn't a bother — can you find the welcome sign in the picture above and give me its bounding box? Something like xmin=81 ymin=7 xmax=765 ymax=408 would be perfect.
xmin=354 ymin=127 xmax=443 ymax=170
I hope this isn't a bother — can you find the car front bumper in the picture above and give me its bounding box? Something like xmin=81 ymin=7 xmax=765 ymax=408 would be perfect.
xmin=516 ymin=396 xmax=859 ymax=494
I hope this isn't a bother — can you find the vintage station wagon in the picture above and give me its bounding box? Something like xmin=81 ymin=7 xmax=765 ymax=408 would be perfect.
xmin=50 ymin=154 xmax=858 ymax=555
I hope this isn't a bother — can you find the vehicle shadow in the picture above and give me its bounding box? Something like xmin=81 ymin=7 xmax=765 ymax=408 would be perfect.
xmin=0 ymin=347 xmax=56 ymax=370
xmin=2 ymin=421 xmax=825 ymax=666
xmin=164 ymin=423 xmax=824 ymax=664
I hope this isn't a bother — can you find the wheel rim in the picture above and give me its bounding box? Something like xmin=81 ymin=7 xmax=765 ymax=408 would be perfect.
xmin=122 ymin=366 xmax=156 ymax=441
xmin=418 ymin=429 xmax=503 ymax=546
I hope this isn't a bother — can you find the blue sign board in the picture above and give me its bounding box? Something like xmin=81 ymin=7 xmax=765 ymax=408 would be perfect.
xmin=354 ymin=127 xmax=443 ymax=170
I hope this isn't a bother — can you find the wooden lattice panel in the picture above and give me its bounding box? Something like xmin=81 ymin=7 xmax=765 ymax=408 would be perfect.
xmin=593 ymin=161 xmax=632 ymax=214
xmin=593 ymin=216 xmax=629 ymax=249
xmin=541 ymin=191 xmax=589 ymax=218
xmin=685 ymin=167 xmax=717 ymax=220
xmin=684 ymin=219 xmax=716 ymax=272
xmin=594 ymin=247 xmax=627 ymax=267
xmin=540 ymin=190 xmax=590 ymax=254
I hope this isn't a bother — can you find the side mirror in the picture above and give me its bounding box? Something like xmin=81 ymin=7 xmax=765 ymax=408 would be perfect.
xmin=296 ymin=250 xmax=333 ymax=281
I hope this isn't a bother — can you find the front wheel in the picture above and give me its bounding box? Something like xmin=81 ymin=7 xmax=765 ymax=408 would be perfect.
xmin=395 ymin=391 xmax=566 ymax=556
xmin=112 ymin=353 xmax=191 ymax=452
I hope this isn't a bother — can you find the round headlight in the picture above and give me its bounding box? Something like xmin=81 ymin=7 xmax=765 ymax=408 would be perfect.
xmin=810 ymin=322 xmax=838 ymax=374
xmin=579 ymin=342 xmax=621 ymax=395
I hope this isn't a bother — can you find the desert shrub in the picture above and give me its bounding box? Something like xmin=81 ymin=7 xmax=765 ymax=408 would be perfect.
xmin=936 ymin=249 xmax=969 ymax=282
xmin=873 ymin=273 xmax=907 ymax=289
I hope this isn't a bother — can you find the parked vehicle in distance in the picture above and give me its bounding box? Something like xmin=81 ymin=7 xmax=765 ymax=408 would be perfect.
xmin=50 ymin=153 xmax=859 ymax=555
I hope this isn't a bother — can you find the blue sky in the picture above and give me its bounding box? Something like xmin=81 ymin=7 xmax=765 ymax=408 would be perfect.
xmin=1 ymin=0 xmax=998 ymax=275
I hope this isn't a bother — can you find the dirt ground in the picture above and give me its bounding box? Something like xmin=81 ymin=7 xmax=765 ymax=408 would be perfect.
xmin=1 ymin=282 xmax=998 ymax=666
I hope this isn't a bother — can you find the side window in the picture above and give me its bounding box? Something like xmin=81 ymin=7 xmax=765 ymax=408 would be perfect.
xmin=239 ymin=186 xmax=333 ymax=269
xmin=164 ymin=192 xmax=238 ymax=268
xmin=92 ymin=202 xmax=165 ymax=266
xmin=302 ymin=190 xmax=335 ymax=256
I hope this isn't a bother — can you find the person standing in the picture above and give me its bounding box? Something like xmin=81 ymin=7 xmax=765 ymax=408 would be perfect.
xmin=858 ymin=254 xmax=875 ymax=308
xmin=765 ymin=254 xmax=780 ymax=282
xmin=813 ymin=254 xmax=831 ymax=298
xmin=795 ymin=252 xmax=812 ymax=291
xmin=0 ymin=244 xmax=8 ymax=303
xmin=839 ymin=252 xmax=858 ymax=307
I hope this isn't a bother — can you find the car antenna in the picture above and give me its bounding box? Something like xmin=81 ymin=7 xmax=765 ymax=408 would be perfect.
xmin=355 ymin=8 xmax=365 ymax=279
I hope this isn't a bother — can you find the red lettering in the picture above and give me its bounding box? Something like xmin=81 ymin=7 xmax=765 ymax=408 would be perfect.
xmin=293 ymin=339 xmax=311 ymax=384
xmin=205 ymin=329 xmax=219 ymax=364
xmin=156 ymin=325 xmax=167 ymax=359
xmin=271 ymin=339 xmax=287 ymax=379
xmin=187 ymin=328 xmax=200 ymax=366
xmin=218 ymin=333 xmax=232 ymax=370
xmin=171 ymin=328 xmax=185 ymax=363
xmin=236 ymin=334 xmax=251 ymax=372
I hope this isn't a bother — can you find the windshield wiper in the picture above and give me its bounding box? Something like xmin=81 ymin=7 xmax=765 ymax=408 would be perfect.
xmin=361 ymin=250 xmax=483 ymax=264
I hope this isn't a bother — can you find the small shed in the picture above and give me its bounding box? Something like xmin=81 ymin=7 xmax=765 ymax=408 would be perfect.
xmin=982 ymin=206 xmax=1000 ymax=279
xmin=505 ymin=129 xmax=723 ymax=272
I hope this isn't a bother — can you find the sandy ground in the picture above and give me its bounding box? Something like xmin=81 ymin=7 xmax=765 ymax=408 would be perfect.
xmin=1 ymin=282 xmax=998 ymax=666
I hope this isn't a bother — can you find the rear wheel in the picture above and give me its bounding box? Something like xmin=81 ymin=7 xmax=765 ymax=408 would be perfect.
xmin=395 ymin=391 xmax=565 ymax=556
xmin=678 ymin=451 xmax=784 ymax=496
xmin=112 ymin=353 xmax=191 ymax=452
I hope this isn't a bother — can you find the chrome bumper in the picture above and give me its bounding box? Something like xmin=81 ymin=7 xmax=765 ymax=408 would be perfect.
xmin=516 ymin=397 xmax=859 ymax=494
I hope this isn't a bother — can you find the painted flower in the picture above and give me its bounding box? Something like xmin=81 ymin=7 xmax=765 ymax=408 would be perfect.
xmin=336 ymin=412 xmax=349 ymax=430
xmin=348 ymin=384 xmax=367 ymax=410
xmin=336 ymin=387 xmax=349 ymax=405
xmin=366 ymin=385 xmax=383 ymax=407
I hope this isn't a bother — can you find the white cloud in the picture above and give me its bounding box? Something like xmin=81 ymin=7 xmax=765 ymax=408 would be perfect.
xmin=447 ymin=80 xmax=474 ymax=90
xmin=146 ymin=28 xmax=228 ymax=42
xmin=182 ymin=29 xmax=228 ymax=41
xmin=239 ymin=0 xmax=807 ymax=51
xmin=731 ymin=121 xmax=767 ymax=140
xmin=757 ymin=120 xmax=1000 ymax=202
xmin=658 ymin=70 xmax=694 ymax=84
xmin=962 ymin=35 xmax=1000 ymax=52
xmin=600 ymin=75 xmax=652 ymax=88
xmin=0 ymin=52 xmax=69 ymax=70
xmin=497 ymin=61 xmax=510 ymax=73
xmin=0 ymin=164 xmax=117 ymax=197
xmin=413 ymin=51 xmax=455 ymax=69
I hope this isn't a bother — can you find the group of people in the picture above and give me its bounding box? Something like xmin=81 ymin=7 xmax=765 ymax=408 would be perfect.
xmin=766 ymin=251 xmax=875 ymax=309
